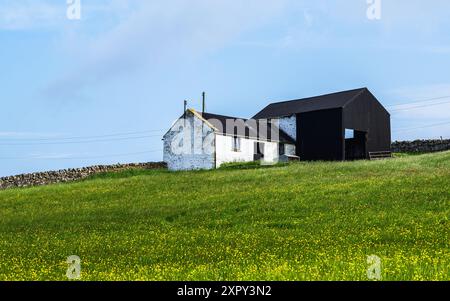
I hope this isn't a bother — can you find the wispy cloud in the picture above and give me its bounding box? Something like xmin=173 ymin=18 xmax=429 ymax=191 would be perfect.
xmin=0 ymin=0 xmax=63 ymax=30
xmin=0 ymin=131 xmax=63 ymax=138
xmin=28 ymin=153 xmax=75 ymax=159
xmin=424 ymin=46 xmax=450 ymax=54
xmin=244 ymin=0 xmax=450 ymax=51
xmin=42 ymin=0 xmax=289 ymax=99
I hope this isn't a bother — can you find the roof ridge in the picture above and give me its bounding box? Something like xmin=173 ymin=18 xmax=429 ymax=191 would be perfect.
xmin=196 ymin=110 xmax=248 ymax=121
xmin=342 ymin=88 xmax=368 ymax=108
xmin=171 ymin=110 xmax=295 ymax=144
xmin=266 ymin=88 xmax=367 ymax=106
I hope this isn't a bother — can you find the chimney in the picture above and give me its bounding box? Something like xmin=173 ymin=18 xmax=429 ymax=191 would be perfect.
xmin=202 ymin=92 xmax=206 ymax=115
xmin=183 ymin=100 xmax=187 ymax=125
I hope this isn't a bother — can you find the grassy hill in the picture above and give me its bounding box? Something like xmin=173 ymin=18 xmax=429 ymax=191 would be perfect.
xmin=0 ymin=152 xmax=449 ymax=281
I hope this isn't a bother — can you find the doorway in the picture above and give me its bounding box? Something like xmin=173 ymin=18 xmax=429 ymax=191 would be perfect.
xmin=345 ymin=129 xmax=367 ymax=160
xmin=254 ymin=142 xmax=265 ymax=161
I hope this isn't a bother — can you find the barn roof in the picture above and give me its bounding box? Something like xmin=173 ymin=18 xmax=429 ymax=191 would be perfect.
xmin=197 ymin=111 xmax=295 ymax=144
xmin=253 ymin=88 xmax=368 ymax=119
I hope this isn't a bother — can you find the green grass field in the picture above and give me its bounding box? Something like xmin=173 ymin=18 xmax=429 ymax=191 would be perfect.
xmin=0 ymin=152 xmax=449 ymax=281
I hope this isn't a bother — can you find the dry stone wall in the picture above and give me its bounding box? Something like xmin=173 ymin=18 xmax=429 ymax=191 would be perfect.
xmin=391 ymin=139 xmax=450 ymax=153
xmin=0 ymin=162 xmax=166 ymax=190
xmin=2 ymin=139 xmax=449 ymax=190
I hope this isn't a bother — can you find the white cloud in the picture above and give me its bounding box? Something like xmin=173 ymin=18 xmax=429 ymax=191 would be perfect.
xmin=424 ymin=46 xmax=450 ymax=54
xmin=8 ymin=0 xmax=450 ymax=104
xmin=44 ymin=0 xmax=289 ymax=98
xmin=0 ymin=0 xmax=63 ymax=30
xmin=259 ymin=0 xmax=450 ymax=51
xmin=0 ymin=0 xmax=131 ymax=30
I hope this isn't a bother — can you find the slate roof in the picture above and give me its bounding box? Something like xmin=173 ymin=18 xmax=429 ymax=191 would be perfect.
xmin=253 ymin=88 xmax=367 ymax=119
xmin=198 ymin=111 xmax=295 ymax=144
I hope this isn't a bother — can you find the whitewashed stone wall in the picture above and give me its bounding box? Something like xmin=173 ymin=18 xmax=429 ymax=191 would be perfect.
xmin=215 ymin=135 xmax=290 ymax=167
xmin=163 ymin=112 xmax=216 ymax=171
xmin=261 ymin=141 xmax=279 ymax=164
xmin=216 ymin=135 xmax=254 ymax=167
xmin=164 ymin=112 xmax=298 ymax=170
xmin=278 ymin=115 xmax=297 ymax=141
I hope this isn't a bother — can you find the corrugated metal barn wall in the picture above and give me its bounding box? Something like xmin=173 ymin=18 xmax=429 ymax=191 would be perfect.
xmin=296 ymin=108 xmax=344 ymax=161
xmin=343 ymin=90 xmax=391 ymax=156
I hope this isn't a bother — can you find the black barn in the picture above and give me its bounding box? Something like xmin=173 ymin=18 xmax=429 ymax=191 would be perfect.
xmin=253 ymin=88 xmax=391 ymax=161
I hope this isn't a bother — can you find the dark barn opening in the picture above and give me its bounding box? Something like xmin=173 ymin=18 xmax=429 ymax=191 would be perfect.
xmin=296 ymin=108 xmax=344 ymax=161
xmin=345 ymin=130 xmax=367 ymax=160
xmin=254 ymin=142 xmax=265 ymax=161
xmin=253 ymin=88 xmax=391 ymax=161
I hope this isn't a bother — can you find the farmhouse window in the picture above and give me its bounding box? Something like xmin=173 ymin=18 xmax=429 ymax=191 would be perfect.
xmin=232 ymin=136 xmax=241 ymax=152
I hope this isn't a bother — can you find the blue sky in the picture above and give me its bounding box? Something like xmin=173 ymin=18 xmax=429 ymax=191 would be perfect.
xmin=1 ymin=0 xmax=450 ymax=176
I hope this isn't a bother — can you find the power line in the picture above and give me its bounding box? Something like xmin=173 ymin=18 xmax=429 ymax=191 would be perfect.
xmin=0 ymin=134 xmax=163 ymax=146
xmin=387 ymin=95 xmax=450 ymax=107
xmin=391 ymin=99 xmax=450 ymax=113
xmin=0 ymin=129 xmax=165 ymax=142
xmin=49 ymin=150 xmax=162 ymax=160
xmin=0 ymin=150 xmax=162 ymax=160
xmin=0 ymin=93 xmax=447 ymax=147
xmin=393 ymin=121 xmax=450 ymax=133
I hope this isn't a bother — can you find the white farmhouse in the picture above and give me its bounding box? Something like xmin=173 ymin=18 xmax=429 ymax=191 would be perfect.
xmin=163 ymin=88 xmax=392 ymax=170
xmin=163 ymin=109 xmax=296 ymax=171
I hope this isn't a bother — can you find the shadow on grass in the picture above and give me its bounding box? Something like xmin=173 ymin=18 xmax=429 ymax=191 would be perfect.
xmin=86 ymin=168 xmax=168 ymax=181
xmin=218 ymin=161 xmax=290 ymax=170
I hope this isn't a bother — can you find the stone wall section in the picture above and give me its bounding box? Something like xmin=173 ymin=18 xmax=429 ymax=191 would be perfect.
xmin=0 ymin=162 xmax=166 ymax=190
xmin=391 ymin=139 xmax=450 ymax=153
